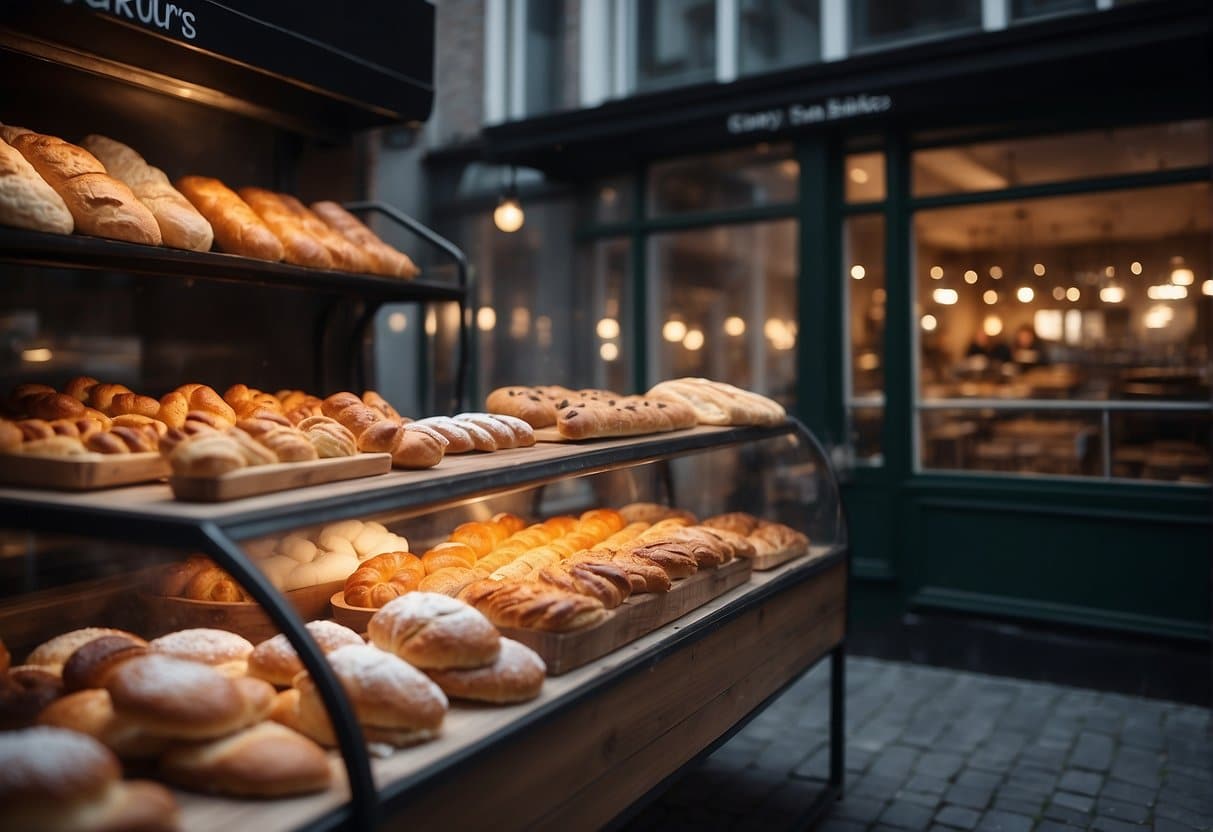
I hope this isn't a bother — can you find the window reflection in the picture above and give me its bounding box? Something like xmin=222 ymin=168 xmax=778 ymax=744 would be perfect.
xmin=851 ymin=0 xmax=981 ymax=52
xmin=845 ymin=214 xmax=886 ymax=464
xmin=581 ymin=237 xmax=633 ymax=392
xmin=738 ymin=0 xmax=821 ymax=76
xmin=649 ymin=220 xmax=797 ymax=410
xmin=648 ymin=143 xmax=798 ymax=217
xmin=635 ymin=0 xmax=716 ymax=91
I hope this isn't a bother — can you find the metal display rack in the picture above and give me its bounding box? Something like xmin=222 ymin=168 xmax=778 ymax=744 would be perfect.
xmin=0 ymin=420 xmax=848 ymax=830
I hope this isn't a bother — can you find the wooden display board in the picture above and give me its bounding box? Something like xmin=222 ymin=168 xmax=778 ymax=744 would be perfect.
xmin=0 ymin=452 xmax=169 ymax=490
xmin=169 ymin=454 xmax=391 ymax=502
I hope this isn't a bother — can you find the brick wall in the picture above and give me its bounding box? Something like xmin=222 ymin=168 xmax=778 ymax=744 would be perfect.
xmin=432 ymin=0 xmax=486 ymax=147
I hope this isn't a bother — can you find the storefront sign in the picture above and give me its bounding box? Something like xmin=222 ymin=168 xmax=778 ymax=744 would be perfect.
xmin=63 ymin=0 xmax=198 ymax=40
xmin=726 ymin=94 xmax=892 ymax=135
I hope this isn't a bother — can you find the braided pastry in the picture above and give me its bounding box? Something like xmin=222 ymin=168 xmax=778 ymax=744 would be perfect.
xmin=297 ymin=415 xmax=356 ymax=458
xmin=566 ymin=550 xmax=672 ymax=594
xmin=362 ymin=390 xmax=402 ymax=421
xmin=236 ymin=418 xmax=317 ymax=462
xmin=623 ymin=541 xmax=699 ymax=578
xmin=457 ymin=579 xmax=607 ymax=632
xmin=536 ymin=561 xmax=632 ymax=609
xmin=169 ymin=433 xmax=245 ymax=477
xmin=63 ymin=375 xmax=100 ymax=402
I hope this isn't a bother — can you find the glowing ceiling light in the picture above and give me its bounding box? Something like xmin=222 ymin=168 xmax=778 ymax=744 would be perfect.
xmin=1033 ymin=263 xmax=1046 ymax=276
xmin=21 ymin=348 xmax=52 ymax=363
xmin=387 ymin=312 xmax=407 ymax=333
xmin=1016 ymin=287 xmax=1035 ymax=303
xmin=851 ymin=265 xmax=866 ymax=280
xmin=723 ymin=316 xmax=746 ymax=336
xmin=1171 ymin=267 xmax=1195 ymax=286
xmin=1144 ymin=305 xmax=1174 ymax=329
xmin=1104 ymin=266 xmax=1116 ymax=278
xmin=983 ymin=315 xmax=1003 ymax=337
xmin=983 ymin=290 xmax=998 ymax=305
xmin=921 ymin=314 xmax=938 ymax=332
xmin=963 ymin=270 xmax=978 ymax=284
xmin=932 ymin=288 xmax=958 ymax=305
xmin=1147 ymin=284 xmax=1187 ymax=300
xmin=1100 ymin=286 xmax=1125 ymax=303
xmin=683 ymin=329 xmax=705 ymax=351
xmin=596 ymin=317 xmax=620 ymax=339
xmin=493 ymin=196 xmax=524 ymax=233
xmin=849 ymin=167 xmax=870 ymax=184
xmin=1203 ymin=280 xmax=1213 ymax=296
xmin=1130 ymin=261 xmax=1143 ymax=275
xmin=929 ymin=266 xmax=944 ymax=280
xmin=476 ymin=307 xmax=497 ymax=331
xmin=989 ymin=266 xmax=1003 ymax=279
xmin=599 ymin=342 xmax=619 ymax=361
xmin=1052 ymin=287 xmax=1066 ymax=301
xmin=1065 ymin=287 xmax=1080 ymax=302
xmin=662 ymin=320 xmax=687 ymax=342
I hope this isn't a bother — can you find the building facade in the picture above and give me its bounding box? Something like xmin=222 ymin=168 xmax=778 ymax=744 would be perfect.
xmin=374 ymin=0 xmax=1211 ymax=645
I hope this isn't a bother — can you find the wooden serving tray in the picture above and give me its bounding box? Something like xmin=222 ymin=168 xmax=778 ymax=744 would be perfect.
xmin=749 ymin=539 xmax=812 ymax=571
xmin=140 ymin=580 xmax=345 ymax=643
xmin=169 ymin=453 xmax=391 ymax=502
xmin=0 ymin=451 xmax=169 ymax=490
xmin=329 ymin=591 xmax=377 ymax=633
xmin=532 ymin=426 xmax=695 ymax=444
xmin=502 ymin=556 xmax=752 ymax=675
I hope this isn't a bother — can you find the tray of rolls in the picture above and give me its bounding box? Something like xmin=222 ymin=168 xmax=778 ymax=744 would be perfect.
xmin=326 ymin=504 xmax=810 ymax=675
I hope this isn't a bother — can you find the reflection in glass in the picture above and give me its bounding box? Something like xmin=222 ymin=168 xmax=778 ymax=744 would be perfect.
xmin=649 ymin=221 xmax=797 ymax=410
xmin=845 ymin=214 xmax=886 ymax=464
xmin=913 ymin=120 xmax=1210 ymax=196
xmin=580 ymin=175 xmax=635 ymax=225
xmin=580 ymin=237 xmax=633 ymax=393
xmin=851 ymin=0 xmax=981 ymax=52
xmin=648 ymin=144 xmax=798 ymax=217
xmin=738 ymin=0 xmax=821 ymax=76
xmin=845 ymin=151 xmax=886 ymax=203
xmin=1011 ymin=0 xmax=1096 ymax=20
xmin=1111 ymin=410 xmax=1211 ymax=483
xmin=635 ymin=0 xmax=716 ymax=91
xmin=921 ymin=409 xmax=1103 ymax=477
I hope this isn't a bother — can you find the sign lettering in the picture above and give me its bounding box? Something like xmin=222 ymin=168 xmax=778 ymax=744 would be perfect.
xmin=726 ymin=94 xmax=892 ymax=135
xmin=64 ymin=0 xmax=198 ymax=40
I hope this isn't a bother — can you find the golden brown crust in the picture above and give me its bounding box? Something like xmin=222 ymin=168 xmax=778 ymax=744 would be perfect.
xmin=361 ymin=390 xmax=402 ymax=420
xmin=367 ymin=592 xmax=501 ymax=670
xmin=457 ymin=579 xmax=608 ymax=632
xmin=27 ymin=628 xmax=147 ymax=672
xmin=298 ymin=415 xmax=357 ymax=458
xmin=536 ymin=561 xmax=633 ymax=609
xmin=311 ymin=200 xmax=420 ymax=278
xmin=0 ymin=419 xmax=22 ymax=452
xmin=169 ymin=432 xmax=245 ymax=477
xmin=393 ymin=427 xmax=445 ymax=469
xmin=417 ymin=566 xmax=486 ymax=597
xmin=36 ymin=688 xmax=169 ymax=761
xmin=106 ymin=654 xmax=254 ymax=740
xmin=0 ymin=135 xmax=74 ymax=234
xmin=247 ymin=620 xmax=364 ymax=688
xmin=485 ymin=385 xmax=563 ymax=428
xmin=566 ymin=550 xmax=672 ymax=594
xmin=0 ymin=667 xmax=64 ymax=730
xmin=177 ymin=176 xmax=284 ymax=261
xmin=425 ymin=638 xmax=545 ymax=704
xmin=276 ymin=193 xmax=371 ymax=272
xmin=343 ymin=551 xmax=425 ymax=609
xmin=160 ymin=721 xmax=332 ymax=798
xmin=239 ymin=187 xmax=333 ymax=269
xmin=357 ymin=418 xmax=403 ymax=453
xmin=61 ymin=637 xmax=148 ymax=692
xmin=701 ymin=511 xmax=761 ymax=536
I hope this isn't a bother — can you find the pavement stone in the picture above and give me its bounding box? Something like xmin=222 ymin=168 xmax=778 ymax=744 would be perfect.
xmin=935 ymin=805 xmax=982 ymax=830
xmin=1059 ymin=769 xmax=1104 ymax=795
xmin=974 ymin=810 xmax=1034 ymax=832
xmin=943 ymin=783 xmax=995 ymax=811
xmin=877 ymin=800 xmax=936 ymax=829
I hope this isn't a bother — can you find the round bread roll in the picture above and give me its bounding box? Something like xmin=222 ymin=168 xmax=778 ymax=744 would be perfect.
xmin=425 ymin=638 xmax=546 ymax=704
xmin=148 ymin=628 xmax=253 ymax=677
xmin=367 ymin=592 xmax=500 ymax=670
xmin=342 ymin=551 xmax=425 ymax=609
xmin=26 ymin=628 xmax=147 ymax=674
xmin=160 ymin=721 xmax=332 ymax=798
xmin=37 ymin=688 xmax=168 ymax=761
xmin=0 ymin=666 xmax=63 ymax=730
xmin=105 ymin=654 xmax=257 ymax=740
xmin=294 ymin=644 xmax=447 ymax=748
xmin=62 ymin=636 xmax=148 ymax=692
xmin=0 ymin=726 xmax=179 ymax=832
xmin=248 ymin=621 xmax=364 ymax=688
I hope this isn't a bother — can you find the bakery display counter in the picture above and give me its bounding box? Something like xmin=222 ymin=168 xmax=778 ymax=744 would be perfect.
xmin=0 ymin=421 xmax=847 ymax=830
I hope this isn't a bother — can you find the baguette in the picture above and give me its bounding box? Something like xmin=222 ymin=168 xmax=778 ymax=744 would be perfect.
xmin=277 ymin=193 xmax=372 ymax=272
xmin=80 ymin=134 xmax=213 ymax=251
xmin=311 ymin=200 xmax=420 ymax=278
xmin=238 ymin=187 xmax=333 ymax=269
xmin=11 ymin=132 xmax=160 ymax=244
xmin=176 ymin=176 xmax=285 ymax=261
xmin=0 ymin=136 xmax=73 ymax=234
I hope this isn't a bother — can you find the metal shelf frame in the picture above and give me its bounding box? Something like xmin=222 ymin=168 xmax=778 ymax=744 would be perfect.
xmin=0 ymin=419 xmax=848 ymax=830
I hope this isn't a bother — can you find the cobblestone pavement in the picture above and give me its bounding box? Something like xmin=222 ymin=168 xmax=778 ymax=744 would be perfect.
xmin=625 ymin=657 xmax=1212 ymax=831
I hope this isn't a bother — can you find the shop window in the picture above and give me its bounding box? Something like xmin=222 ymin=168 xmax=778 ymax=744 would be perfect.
xmin=648 ymin=143 xmax=798 ymax=217
xmin=634 ymin=0 xmax=717 ymax=92
xmin=1010 ymin=0 xmax=1096 ymax=21
xmin=738 ymin=0 xmax=821 ymax=76
xmin=580 ymin=237 xmax=634 ymax=393
xmin=648 ymin=220 xmax=797 ymax=410
xmin=845 ymin=214 xmax=886 ymax=466
xmin=580 ymin=174 xmax=636 ymax=226
xmin=913 ymin=120 xmax=1210 ymax=197
xmin=845 ymin=151 xmax=886 ymax=204
xmin=851 ymin=0 xmax=981 ymax=52
xmin=914 ymin=180 xmax=1211 ymax=483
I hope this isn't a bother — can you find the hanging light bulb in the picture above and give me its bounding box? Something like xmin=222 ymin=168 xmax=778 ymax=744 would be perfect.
xmin=493 ymin=167 xmax=525 ymax=233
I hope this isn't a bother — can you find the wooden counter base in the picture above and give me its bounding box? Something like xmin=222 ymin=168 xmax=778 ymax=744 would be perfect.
xmin=382 ymin=558 xmax=846 ymax=830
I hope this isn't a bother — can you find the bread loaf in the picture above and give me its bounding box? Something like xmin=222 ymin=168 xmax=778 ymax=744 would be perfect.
xmin=457 ymin=579 xmax=608 ymax=632
xmin=277 ymin=193 xmax=371 ymax=272
xmin=238 ymin=187 xmax=333 ymax=269
xmin=105 ymin=654 xmax=260 ymax=740
xmin=79 ymin=134 xmax=213 ymax=251
xmin=311 ymin=200 xmax=420 ymax=278
xmin=159 ymin=721 xmax=332 ymax=797
xmin=26 ymin=628 xmax=147 ymax=673
xmin=11 ymin=133 xmax=160 ymax=244
xmin=148 ymin=628 xmax=253 ymax=677
xmin=367 ymin=592 xmax=501 ymax=670
xmin=176 ymin=176 xmax=285 ymax=261
xmin=0 ymin=136 xmax=73 ymax=234
xmin=36 ymin=688 xmax=168 ymax=761
xmin=247 ymin=620 xmax=364 ymax=688
xmin=425 ymin=638 xmax=545 ymax=704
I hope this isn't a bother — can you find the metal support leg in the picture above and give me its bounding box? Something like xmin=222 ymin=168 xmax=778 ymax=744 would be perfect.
xmin=829 ymin=644 xmax=846 ymax=794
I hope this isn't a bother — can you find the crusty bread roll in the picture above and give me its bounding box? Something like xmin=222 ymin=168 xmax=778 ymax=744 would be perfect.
xmin=0 ymin=665 xmax=63 ymax=730
xmin=247 ymin=620 xmax=363 ymax=688
xmin=277 ymin=193 xmax=372 ymax=272
xmin=311 ymin=200 xmax=420 ymax=278
xmin=294 ymin=644 xmax=447 ymax=748
xmin=61 ymin=635 xmax=148 ymax=692
xmin=176 ymin=176 xmax=284 ymax=261
xmin=0 ymin=726 xmax=179 ymax=832
xmin=0 ymin=137 xmax=73 ymax=234
xmin=26 ymin=628 xmax=147 ymax=674
xmin=457 ymin=580 xmax=609 ymax=632
xmin=0 ymin=123 xmax=32 ymax=143
xmin=148 ymin=628 xmax=253 ymax=677
xmin=238 ymin=187 xmax=333 ymax=269
xmin=425 ymin=638 xmax=545 ymax=704
xmin=394 ymin=426 xmax=446 ymax=469
xmin=105 ymin=654 xmax=260 ymax=740
xmin=80 ymin=134 xmax=213 ymax=251
xmin=37 ymin=688 xmax=168 ymax=761
xmin=367 ymin=592 xmax=500 ymax=670
xmin=11 ymin=133 xmax=160 ymax=245
xmin=417 ymin=566 xmax=486 ymax=597
xmin=342 ymin=551 xmax=425 ymax=609
xmin=160 ymin=721 xmax=332 ymax=798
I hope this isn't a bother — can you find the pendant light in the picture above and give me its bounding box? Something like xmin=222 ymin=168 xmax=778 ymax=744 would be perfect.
xmin=493 ymin=166 xmax=524 ymax=233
